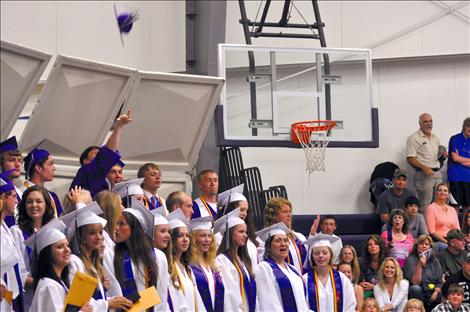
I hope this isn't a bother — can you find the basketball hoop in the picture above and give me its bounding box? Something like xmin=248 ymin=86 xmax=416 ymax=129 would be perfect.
xmin=291 ymin=120 xmax=336 ymax=175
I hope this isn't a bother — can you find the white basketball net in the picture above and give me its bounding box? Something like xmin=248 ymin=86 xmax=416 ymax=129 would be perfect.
xmin=293 ymin=121 xmax=335 ymax=175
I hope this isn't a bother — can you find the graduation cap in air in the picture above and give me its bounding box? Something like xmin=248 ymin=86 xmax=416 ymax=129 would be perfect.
xmin=255 ymin=222 xmax=290 ymax=243
xmin=25 ymin=218 xmax=67 ymax=255
xmin=123 ymin=197 xmax=155 ymax=239
xmin=151 ymin=205 xmax=169 ymax=226
xmin=190 ymin=216 xmax=213 ymax=232
xmin=23 ymin=139 xmax=49 ymax=180
xmin=213 ymin=208 xmax=245 ymax=249
xmin=60 ymin=201 xmax=106 ymax=240
xmin=167 ymin=208 xmax=188 ymax=230
xmin=217 ymin=184 xmax=246 ymax=215
xmin=0 ymin=136 xmax=19 ymax=154
xmin=0 ymin=170 xmax=16 ymax=194
xmin=113 ymin=3 xmax=139 ymax=46
xmin=303 ymin=233 xmax=339 ymax=249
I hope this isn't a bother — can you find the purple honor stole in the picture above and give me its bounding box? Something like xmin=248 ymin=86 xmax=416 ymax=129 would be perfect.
xmin=307 ymin=267 xmax=343 ymax=312
xmin=287 ymin=235 xmax=307 ymax=275
xmin=190 ymin=264 xmax=225 ymax=312
xmin=121 ymin=251 xmax=156 ymax=311
xmin=167 ymin=289 xmax=174 ymax=312
xmin=265 ymin=257 xmax=304 ymax=312
xmin=92 ymin=284 xmax=107 ymax=300
xmin=224 ymin=253 xmax=257 ymax=312
xmin=21 ymin=230 xmax=33 ymax=263
xmin=49 ymin=191 xmax=63 ymax=217
xmin=3 ymin=263 xmax=24 ymax=312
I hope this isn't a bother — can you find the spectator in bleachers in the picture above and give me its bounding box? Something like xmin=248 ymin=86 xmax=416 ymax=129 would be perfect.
xmin=377 ymin=169 xmax=417 ymax=224
xmin=404 ymin=299 xmax=425 ymax=312
xmin=448 ymin=117 xmax=470 ymax=212
xmin=407 ymin=113 xmax=447 ymax=211
xmin=338 ymin=262 xmax=364 ymax=312
xmin=463 ymin=209 xmax=470 ymax=251
xmin=441 ymin=252 xmax=470 ymax=306
xmin=437 ymin=229 xmax=466 ymax=277
xmin=425 ymin=183 xmax=460 ymax=250
xmin=361 ymin=297 xmax=380 ymax=312
xmin=359 ymin=234 xmax=386 ymax=298
xmin=381 ymin=209 xmax=414 ymax=267
xmin=373 ymin=257 xmax=409 ymax=312
xmin=404 ymin=196 xmax=428 ymax=238
xmin=339 ymin=245 xmax=361 ymax=284
xmin=431 ymin=284 xmax=470 ymax=312
xmin=403 ymin=234 xmax=443 ymax=310
xmin=318 ymin=215 xmax=343 ymax=265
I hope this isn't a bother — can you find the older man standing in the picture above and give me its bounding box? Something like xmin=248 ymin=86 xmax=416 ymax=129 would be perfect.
xmin=407 ymin=113 xmax=448 ymax=211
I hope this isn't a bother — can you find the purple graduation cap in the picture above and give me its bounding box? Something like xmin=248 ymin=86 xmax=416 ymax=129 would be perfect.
xmin=0 ymin=136 xmax=19 ymax=155
xmin=113 ymin=4 xmax=139 ymax=46
xmin=23 ymin=140 xmax=49 ymax=180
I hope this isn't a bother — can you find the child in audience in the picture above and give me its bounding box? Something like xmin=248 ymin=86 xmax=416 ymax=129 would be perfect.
xmin=361 ymin=297 xmax=380 ymax=312
xmin=381 ymin=209 xmax=414 ymax=267
xmin=404 ymin=299 xmax=425 ymax=312
xmin=404 ymin=196 xmax=428 ymax=238
xmin=318 ymin=215 xmax=343 ymax=265
xmin=338 ymin=262 xmax=364 ymax=312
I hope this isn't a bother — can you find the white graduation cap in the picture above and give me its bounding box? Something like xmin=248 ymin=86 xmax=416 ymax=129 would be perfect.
xmin=217 ymin=184 xmax=246 ymax=210
xmin=151 ymin=206 xmax=169 ymax=226
xmin=213 ymin=208 xmax=244 ymax=235
xmin=167 ymin=208 xmax=188 ymax=230
xmin=255 ymin=222 xmax=290 ymax=243
xmin=123 ymin=197 xmax=154 ymax=239
xmin=303 ymin=233 xmax=339 ymax=249
xmin=112 ymin=178 xmax=144 ymax=198
xmin=61 ymin=201 xmax=107 ymax=238
xmin=190 ymin=216 xmax=213 ymax=232
xmin=25 ymin=219 xmax=67 ymax=254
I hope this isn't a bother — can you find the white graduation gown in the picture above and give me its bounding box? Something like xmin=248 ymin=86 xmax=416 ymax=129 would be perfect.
xmin=30 ymin=277 xmax=68 ymax=311
xmin=168 ymin=263 xmax=197 ymax=312
xmin=255 ymin=260 xmax=308 ymax=312
xmin=303 ymin=269 xmax=356 ymax=312
xmin=0 ymin=221 xmax=28 ymax=312
xmin=107 ymin=247 xmax=170 ymax=311
xmin=214 ymin=233 xmax=259 ymax=272
xmin=193 ymin=197 xmax=216 ymax=218
xmin=191 ymin=265 xmax=220 ymax=312
xmin=216 ymin=254 xmax=258 ymax=312
xmin=68 ymin=254 xmax=109 ymax=311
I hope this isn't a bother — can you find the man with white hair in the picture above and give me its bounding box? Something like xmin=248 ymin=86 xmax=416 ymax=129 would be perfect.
xmin=407 ymin=113 xmax=448 ymax=210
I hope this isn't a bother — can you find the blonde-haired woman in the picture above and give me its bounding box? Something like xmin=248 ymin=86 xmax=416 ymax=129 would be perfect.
xmin=264 ymin=197 xmax=314 ymax=274
xmin=373 ymin=257 xmax=409 ymax=312
xmin=339 ymin=245 xmax=361 ymax=284
xmin=404 ymin=299 xmax=425 ymax=312
xmin=189 ymin=216 xmax=225 ymax=312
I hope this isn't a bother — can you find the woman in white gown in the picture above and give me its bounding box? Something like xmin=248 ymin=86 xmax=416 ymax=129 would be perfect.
xmin=189 ymin=216 xmax=225 ymax=312
xmin=215 ymin=208 xmax=258 ymax=312
xmin=215 ymin=185 xmax=260 ymax=272
xmin=62 ymin=201 xmax=133 ymax=311
xmin=303 ymin=233 xmax=357 ymax=312
xmin=109 ymin=198 xmax=169 ymax=312
xmin=255 ymin=222 xmax=309 ymax=312
xmin=26 ymin=219 xmax=93 ymax=312
xmin=167 ymin=208 xmax=196 ymax=312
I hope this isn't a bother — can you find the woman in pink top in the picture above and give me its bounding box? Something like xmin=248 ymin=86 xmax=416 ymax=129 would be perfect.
xmin=424 ymin=183 xmax=460 ymax=245
xmin=380 ymin=209 xmax=413 ymax=267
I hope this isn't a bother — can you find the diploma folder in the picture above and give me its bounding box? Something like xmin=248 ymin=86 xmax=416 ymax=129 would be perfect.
xmin=63 ymin=272 xmax=98 ymax=312
xmin=128 ymin=286 xmax=161 ymax=312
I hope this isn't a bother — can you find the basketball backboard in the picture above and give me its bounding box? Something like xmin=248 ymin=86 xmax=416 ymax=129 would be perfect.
xmin=217 ymin=44 xmax=378 ymax=148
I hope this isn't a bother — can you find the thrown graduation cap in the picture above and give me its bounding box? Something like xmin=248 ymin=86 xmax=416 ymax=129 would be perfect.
xmin=190 ymin=216 xmax=213 ymax=232
xmin=167 ymin=208 xmax=188 ymax=230
xmin=0 ymin=136 xmax=19 ymax=154
xmin=112 ymin=178 xmax=144 ymax=198
xmin=61 ymin=201 xmax=106 ymax=239
xmin=303 ymin=233 xmax=339 ymax=249
xmin=256 ymin=222 xmax=290 ymax=243
xmin=217 ymin=184 xmax=246 ymax=214
xmin=123 ymin=197 xmax=154 ymax=239
xmin=25 ymin=219 xmax=66 ymax=254
xmin=113 ymin=3 xmax=139 ymax=46
xmin=0 ymin=170 xmax=16 ymax=194
xmin=23 ymin=139 xmax=49 ymax=180
xmin=151 ymin=205 xmax=169 ymax=226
